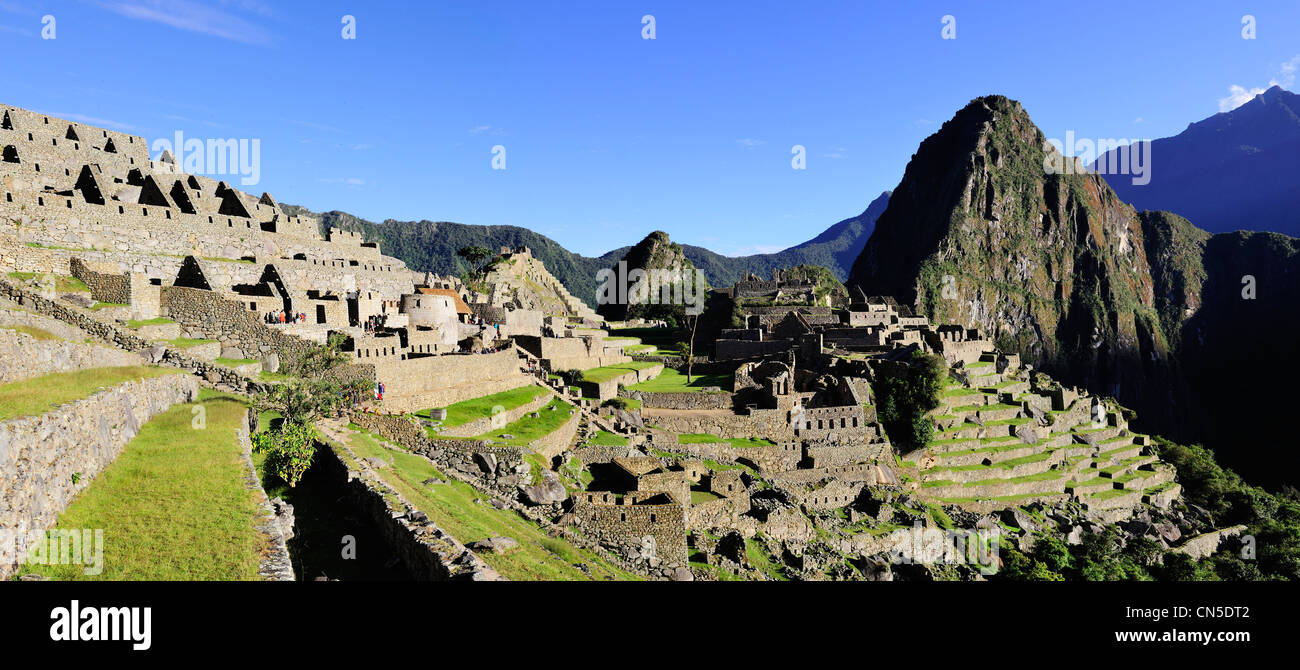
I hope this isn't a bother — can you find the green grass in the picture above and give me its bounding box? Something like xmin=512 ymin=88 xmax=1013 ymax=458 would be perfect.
xmin=0 ymin=324 xmax=63 ymax=340
xmin=473 ymin=398 xmax=575 ymax=446
xmin=745 ymin=537 xmax=789 ymax=581
xmin=126 ymin=317 xmax=174 ymax=329
xmin=164 ymin=337 xmax=218 ymax=349
xmin=6 ymin=272 xmax=89 ymax=293
xmin=691 ymin=490 xmax=722 ymax=504
xmin=579 ymin=361 xmax=661 ymax=384
xmin=1091 ymin=488 xmax=1135 ymax=501
xmin=0 ymin=366 xmax=186 ymax=422
xmin=586 ymin=430 xmax=629 ymax=446
xmin=626 ymin=367 xmax=732 ymax=393
xmin=258 ymin=370 xmax=295 ymax=382
xmin=215 ymin=357 xmax=259 ymax=368
xmin=20 ymin=390 xmax=264 ymax=580
xmin=417 ymin=385 xmax=547 ymax=428
xmin=342 ymin=427 xmax=639 ymax=581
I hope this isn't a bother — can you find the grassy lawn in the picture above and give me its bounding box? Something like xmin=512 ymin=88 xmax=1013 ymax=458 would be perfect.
xmin=19 ymin=390 xmax=264 ymax=580
xmin=473 ymin=397 xmax=575 ymax=446
xmin=626 ymin=367 xmax=732 ymax=393
xmin=1 ymin=324 xmax=63 ymax=340
xmin=580 ymin=361 xmax=660 ymax=384
xmin=691 ymin=489 xmax=722 ymax=503
xmin=0 ymin=366 xmax=186 ymax=422
xmin=679 ymin=433 xmax=775 ymax=449
xmin=416 ymin=385 xmax=546 ymax=428
xmin=126 ymin=317 xmax=175 ymax=329
xmin=586 ymin=430 xmax=629 ymax=446
xmin=215 ymin=357 xmax=259 ymax=368
xmin=165 ymin=337 xmax=218 ymax=349
xmin=6 ymin=272 xmax=89 ymax=293
xmin=342 ymin=427 xmax=639 ymax=581
xmin=89 ymin=302 xmax=129 ymax=311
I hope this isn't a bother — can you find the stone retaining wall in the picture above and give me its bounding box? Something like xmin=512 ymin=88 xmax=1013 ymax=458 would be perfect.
xmin=0 ymin=373 xmax=199 ymax=579
xmin=0 ymin=328 xmax=144 ymax=385
xmin=235 ymin=407 xmax=294 ymax=581
xmin=627 ymin=389 xmax=733 ymax=410
xmin=320 ymin=434 xmax=503 ymax=581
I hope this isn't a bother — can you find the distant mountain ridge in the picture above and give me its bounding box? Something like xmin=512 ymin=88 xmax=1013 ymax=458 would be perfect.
xmin=1098 ymin=85 xmax=1300 ymax=236
xmin=283 ymin=190 xmax=890 ymax=308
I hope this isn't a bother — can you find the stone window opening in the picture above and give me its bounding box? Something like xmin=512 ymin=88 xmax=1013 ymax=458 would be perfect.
xmin=37 ymin=196 xmax=43 ymax=206
xmin=118 ymin=205 xmax=124 ymax=214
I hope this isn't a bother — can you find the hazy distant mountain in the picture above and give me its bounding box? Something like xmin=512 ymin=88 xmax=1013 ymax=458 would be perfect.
xmin=1098 ymin=85 xmax=1300 ymax=236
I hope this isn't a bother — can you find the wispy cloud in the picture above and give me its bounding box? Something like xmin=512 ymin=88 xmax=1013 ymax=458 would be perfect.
xmin=735 ymin=138 xmax=766 ymax=148
xmin=0 ymin=23 xmax=33 ymax=37
xmin=317 ymin=177 xmax=365 ymax=186
xmin=287 ymin=118 xmax=342 ymax=133
xmin=162 ymin=113 xmax=223 ymax=129
xmin=724 ymin=244 xmax=785 ymax=256
xmin=85 ymin=0 xmax=273 ymax=45
xmin=1133 ymin=117 xmax=1144 ymax=124
xmin=1219 ymin=54 xmax=1299 ymax=112
xmin=469 ymin=125 xmax=492 ymax=135
xmin=822 ymin=146 xmax=847 ymax=159
xmin=38 ymin=111 xmax=137 ymax=131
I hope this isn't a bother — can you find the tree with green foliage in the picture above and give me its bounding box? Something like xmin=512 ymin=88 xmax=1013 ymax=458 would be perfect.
xmin=457 ymin=245 xmax=495 ymax=275
xmin=873 ymin=350 xmax=947 ymax=450
xmin=252 ymin=334 xmax=372 ymax=487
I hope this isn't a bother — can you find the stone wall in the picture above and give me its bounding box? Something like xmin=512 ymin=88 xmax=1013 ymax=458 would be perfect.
xmin=640 ymin=406 xmax=796 ymax=442
xmin=527 ymin=406 xmax=581 ymax=460
xmin=0 ymin=373 xmax=199 ymax=579
xmin=628 ymin=390 xmax=733 ymax=411
xmin=372 ymin=349 xmax=530 ymax=413
xmin=571 ymin=497 xmax=688 ymax=566
xmin=234 ymin=407 xmax=293 ymax=581
xmin=320 ymin=435 xmax=503 ymax=581
xmin=69 ymin=257 xmax=129 ymax=305
xmin=0 ymin=328 xmax=144 ymax=384
xmin=161 ymin=285 xmax=314 ymax=364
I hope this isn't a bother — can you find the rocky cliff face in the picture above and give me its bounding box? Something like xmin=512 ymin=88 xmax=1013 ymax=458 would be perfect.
xmin=849 ymin=95 xmax=1300 ymax=487
xmin=596 ymin=231 xmax=705 ymax=321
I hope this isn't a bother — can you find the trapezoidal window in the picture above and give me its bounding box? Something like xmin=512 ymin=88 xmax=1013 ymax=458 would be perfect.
xmin=65 ymin=126 xmax=79 ymax=141
xmin=103 ymin=138 xmax=117 ymax=153
xmin=2 ymin=145 xmax=18 ymax=163
xmin=0 ymin=111 xmax=11 ymax=130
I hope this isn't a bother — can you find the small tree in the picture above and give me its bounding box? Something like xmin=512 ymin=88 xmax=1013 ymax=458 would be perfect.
xmin=457 ymin=245 xmax=494 ymax=276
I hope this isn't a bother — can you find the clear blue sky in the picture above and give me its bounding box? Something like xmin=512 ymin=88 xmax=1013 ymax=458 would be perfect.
xmin=2 ymin=1 xmax=1297 ymax=256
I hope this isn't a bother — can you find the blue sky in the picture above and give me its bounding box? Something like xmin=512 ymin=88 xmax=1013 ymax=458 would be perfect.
xmin=1 ymin=1 xmax=1297 ymax=256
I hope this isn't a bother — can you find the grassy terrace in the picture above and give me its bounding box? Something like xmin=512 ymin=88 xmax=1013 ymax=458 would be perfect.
xmin=679 ymin=433 xmax=776 ymax=449
xmin=342 ymin=426 xmax=640 ymax=581
xmin=0 ymin=366 xmax=186 ymax=422
xmin=626 ymin=367 xmax=732 ymax=393
xmin=586 ymin=430 xmax=629 ymax=446
xmin=473 ymin=397 xmax=575 ymax=446
xmin=924 ymin=451 xmax=1052 ymax=474
xmin=215 ymin=357 xmax=259 ymax=368
xmin=579 ymin=361 xmax=661 ymax=384
xmin=6 ymin=271 xmax=89 ymax=293
xmin=164 ymin=337 xmax=218 ymax=349
xmin=126 ymin=317 xmax=175 ymax=329
xmin=416 ymin=385 xmax=547 ymax=428
xmin=1 ymin=324 xmax=62 ymax=341
xmin=21 ymin=390 xmax=264 ymax=580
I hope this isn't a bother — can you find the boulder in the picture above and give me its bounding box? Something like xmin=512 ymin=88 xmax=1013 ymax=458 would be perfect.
xmin=468 ymin=536 xmax=519 ymax=554
xmin=1014 ymin=423 xmax=1039 ymax=445
xmin=521 ymin=471 xmax=566 ymax=506
xmin=1002 ymin=508 xmax=1038 ymax=532
xmin=221 ymin=346 xmax=245 ymax=360
xmin=671 ymin=566 xmax=695 ymax=582
xmin=473 ymin=452 xmax=498 ymax=475
xmin=1066 ymin=525 xmax=1084 ymax=545
xmin=147 ymin=343 xmax=167 ymax=364
xmin=363 ymin=456 xmax=388 ymax=469
xmin=260 ymin=353 xmax=280 ymax=374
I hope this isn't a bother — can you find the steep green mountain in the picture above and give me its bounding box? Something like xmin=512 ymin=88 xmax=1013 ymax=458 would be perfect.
xmin=282 ymin=190 xmax=889 ymax=309
xmin=848 ymin=95 xmax=1300 ymax=488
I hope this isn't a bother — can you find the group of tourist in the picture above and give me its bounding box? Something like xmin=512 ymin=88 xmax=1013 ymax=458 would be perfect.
xmin=363 ymin=314 xmax=387 ymax=334
xmin=264 ymin=309 xmax=305 ymax=324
